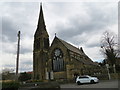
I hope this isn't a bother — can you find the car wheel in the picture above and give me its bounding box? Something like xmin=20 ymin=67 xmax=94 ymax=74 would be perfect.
xmin=77 ymin=81 xmax=81 ymax=85
xmin=90 ymin=80 xmax=95 ymax=84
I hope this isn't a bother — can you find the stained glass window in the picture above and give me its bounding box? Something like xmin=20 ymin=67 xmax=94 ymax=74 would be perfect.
xmin=52 ymin=48 xmax=64 ymax=72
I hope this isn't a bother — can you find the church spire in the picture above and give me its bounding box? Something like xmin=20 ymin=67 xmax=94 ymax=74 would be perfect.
xmin=35 ymin=3 xmax=48 ymax=38
xmin=37 ymin=3 xmax=45 ymax=28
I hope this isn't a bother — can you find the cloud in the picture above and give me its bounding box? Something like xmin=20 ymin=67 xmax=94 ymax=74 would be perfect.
xmin=1 ymin=2 xmax=118 ymax=72
xmin=1 ymin=51 xmax=33 ymax=72
xmin=83 ymin=46 xmax=104 ymax=62
xmin=2 ymin=2 xmax=39 ymax=40
xmin=2 ymin=2 xmax=37 ymax=54
xmin=20 ymin=36 xmax=33 ymax=54
xmin=2 ymin=18 xmax=18 ymax=42
xmin=55 ymin=2 xmax=117 ymax=42
xmin=1 ymin=52 xmax=16 ymax=70
xmin=2 ymin=42 xmax=17 ymax=54
xmin=85 ymin=34 xmax=102 ymax=48
xmin=19 ymin=53 xmax=33 ymax=72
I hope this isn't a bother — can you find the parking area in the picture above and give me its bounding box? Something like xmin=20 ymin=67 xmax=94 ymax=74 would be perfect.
xmin=60 ymin=80 xmax=119 ymax=88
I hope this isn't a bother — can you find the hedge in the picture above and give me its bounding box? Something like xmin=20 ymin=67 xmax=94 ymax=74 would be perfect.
xmin=2 ymin=81 xmax=19 ymax=90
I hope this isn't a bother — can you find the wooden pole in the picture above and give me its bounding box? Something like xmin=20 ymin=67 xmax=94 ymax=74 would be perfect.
xmin=16 ymin=31 xmax=20 ymax=81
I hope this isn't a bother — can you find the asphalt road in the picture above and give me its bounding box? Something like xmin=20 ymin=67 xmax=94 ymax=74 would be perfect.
xmin=19 ymin=80 xmax=119 ymax=90
xmin=60 ymin=80 xmax=119 ymax=88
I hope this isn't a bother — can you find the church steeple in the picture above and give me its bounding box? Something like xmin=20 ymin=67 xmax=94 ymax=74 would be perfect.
xmin=33 ymin=3 xmax=49 ymax=80
xmin=35 ymin=3 xmax=48 ymax=38
xmin=38 ymin=3 xmax=45 ymax=28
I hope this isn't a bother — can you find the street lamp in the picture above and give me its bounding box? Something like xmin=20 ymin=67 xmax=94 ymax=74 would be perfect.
xmin=101 ymin=46 xmax=111 ymax=80
xmin=106 ymin=64 xmax=111 ymax=80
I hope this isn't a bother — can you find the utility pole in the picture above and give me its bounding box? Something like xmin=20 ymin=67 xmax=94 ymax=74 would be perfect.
xmin=16 ymin=31 xmax=20 ymax=81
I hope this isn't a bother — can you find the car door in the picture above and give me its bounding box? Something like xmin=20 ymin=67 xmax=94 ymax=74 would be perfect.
xmin=79 ymin=77 xmax=85 ymax=83
xmin=82 ymin=76 xmax=90 ymax=83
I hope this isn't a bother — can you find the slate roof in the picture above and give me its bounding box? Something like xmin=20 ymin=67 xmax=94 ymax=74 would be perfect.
xmin=56 ymin=37 xmax=97 ymax=65
xmin=57 ymin=37 xmax=84 ymax=55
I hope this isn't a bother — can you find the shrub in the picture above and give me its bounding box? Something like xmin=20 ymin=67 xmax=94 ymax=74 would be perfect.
xmin=18 ymin=72 xmax=31 ymax=81
xmin=95 ymin=74 xmax=109 ymax=80
xmin=2 ymin=81 xmax=19 ymax=90
xmin=110 ymin=73 xmax=120 ymax=79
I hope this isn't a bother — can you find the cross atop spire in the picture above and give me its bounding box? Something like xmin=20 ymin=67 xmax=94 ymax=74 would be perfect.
xmin=55 ymin=33 xmax=56 ymax=36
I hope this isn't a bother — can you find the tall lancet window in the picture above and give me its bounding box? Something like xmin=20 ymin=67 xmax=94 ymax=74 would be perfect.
xmin=44 ymin=38 xmax=49 ymax=49
xmin=34 ymin=38 xmax=40 ymax=50
xmin=52 ymin=48 xmax=64 ymax=72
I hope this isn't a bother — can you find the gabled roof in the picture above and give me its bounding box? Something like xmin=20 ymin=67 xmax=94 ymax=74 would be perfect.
xmin=55 ymin=36 xmax=97 ymax=65
xmin=56 ymin=36 xmax=85 ymax=55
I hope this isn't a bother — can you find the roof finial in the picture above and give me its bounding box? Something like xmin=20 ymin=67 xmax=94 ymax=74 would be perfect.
xmin=80 ymin=47 xmax=84 ymax=52
xmin=55 ymin=33 xmax=56 ymax=37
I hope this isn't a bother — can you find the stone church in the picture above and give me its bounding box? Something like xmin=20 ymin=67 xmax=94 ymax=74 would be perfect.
xmin=33 ymin=4 xmax=98 ymax=81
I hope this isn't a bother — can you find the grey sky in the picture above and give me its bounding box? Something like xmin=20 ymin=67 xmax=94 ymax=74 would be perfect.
xmin=1 ymin=1 xmax=118 ymax=72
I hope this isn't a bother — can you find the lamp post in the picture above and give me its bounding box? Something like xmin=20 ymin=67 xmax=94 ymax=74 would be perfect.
xmin=113 ymin=64 xmax=116 ymax=73
xmin=101 ymin=46 xmax=111 ymax=80
xmin=106 ymin=64 xmax=111 ymax=80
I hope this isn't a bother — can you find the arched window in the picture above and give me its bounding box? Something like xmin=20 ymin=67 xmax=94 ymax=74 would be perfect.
xmin=52 ymin=48 xmax=64 ymax=72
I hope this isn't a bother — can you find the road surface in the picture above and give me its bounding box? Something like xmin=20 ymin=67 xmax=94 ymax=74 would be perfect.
xmin=19 ymin=80 xmax=119 ymax=90
xmin=60 ymin=80 xmax=119 ymax=88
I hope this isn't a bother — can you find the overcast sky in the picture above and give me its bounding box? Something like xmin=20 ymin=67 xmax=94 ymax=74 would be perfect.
xmin=1 ymin=0 xmax=118 ymax=72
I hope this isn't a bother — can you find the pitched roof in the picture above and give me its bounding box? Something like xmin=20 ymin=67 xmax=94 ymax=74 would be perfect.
xmin=56 ymin=36 xmax=97 ymax=65
xmin=56 ymin=37 xmax=84 ymax=55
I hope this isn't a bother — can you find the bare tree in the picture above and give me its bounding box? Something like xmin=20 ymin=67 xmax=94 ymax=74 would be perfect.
xmin=100 ymin=31 xmax=118 ymax=73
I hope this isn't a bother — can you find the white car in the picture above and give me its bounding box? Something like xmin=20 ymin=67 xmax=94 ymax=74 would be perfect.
xmin=76 ymin=75 xmax=99 ymax=85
